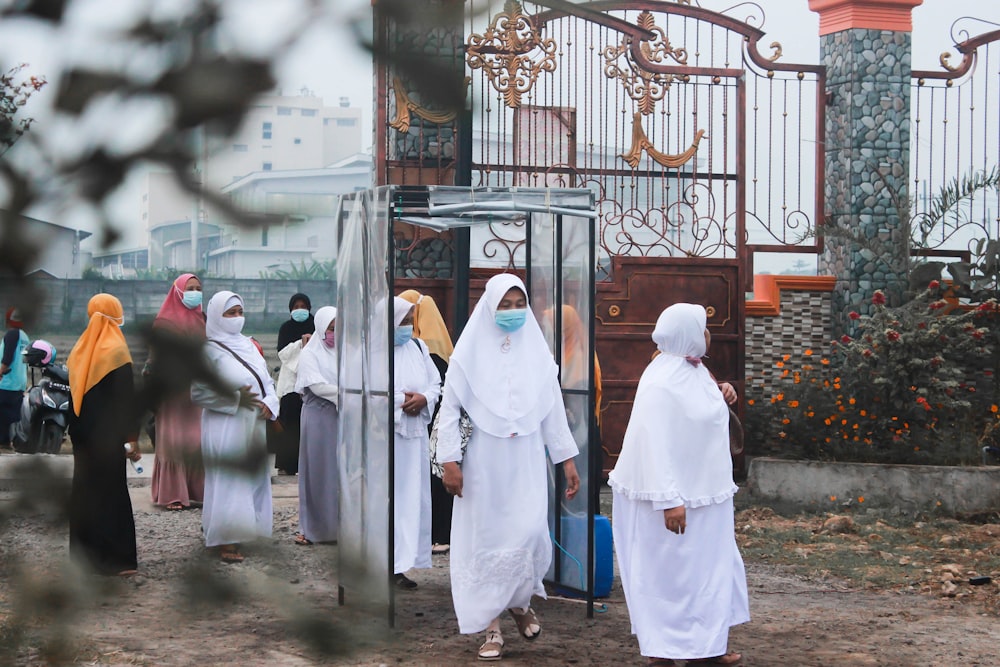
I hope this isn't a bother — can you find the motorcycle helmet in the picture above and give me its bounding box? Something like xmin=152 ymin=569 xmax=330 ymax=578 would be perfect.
xmin=23 ymin=339 xmax=56 ymax=367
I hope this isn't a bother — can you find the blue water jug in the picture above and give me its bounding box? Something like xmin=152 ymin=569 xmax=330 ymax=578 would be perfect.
xmin=551 ymin=514 xmax=614 ymax=598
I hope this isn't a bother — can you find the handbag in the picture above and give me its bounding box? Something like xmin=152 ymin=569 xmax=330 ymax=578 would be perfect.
xmin=428 ymin=408 xmax=473 ymax=478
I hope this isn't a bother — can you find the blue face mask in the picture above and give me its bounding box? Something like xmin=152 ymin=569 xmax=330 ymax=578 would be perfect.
xmin=181 ymin=290 xmax=203 ymax=309
xmin=290 ymin=308 xmax=309 ymax=323
xmin=495 ymin=308 xmax=527 ymax=332
xmin=394 ymin=325 xmax=413 ymax=346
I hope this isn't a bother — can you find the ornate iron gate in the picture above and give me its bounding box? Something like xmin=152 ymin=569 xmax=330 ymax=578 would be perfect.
xmin=458 ymin=0 xmax=825 ymax=473
xmin=377 ymin=0 xmax=827 ymax=474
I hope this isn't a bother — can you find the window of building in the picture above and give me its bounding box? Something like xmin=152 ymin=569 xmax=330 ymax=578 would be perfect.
xmin=262 ymin=121 xmax=272 ymax=140
xmin=301 ymin=108 xmax=317 ymax=117
xmin=336 ymin=118 xmax=357 ymax=127
xmin=233 ymin=144 xmax=248 ymax=152
xmin=277 ymin=106 xmax=292 ymax=116
xmin=293 ymin=138 xmax=301 ymax=145
xmin=263 ymin=162 xmax=272 ymax=171
xmin=261 ymin=227 xmax=269 ymax=247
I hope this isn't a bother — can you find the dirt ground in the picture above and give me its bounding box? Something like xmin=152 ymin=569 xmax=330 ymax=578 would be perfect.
xmin=5 ymin=332 xmax=1000 ymax=665
xmin=2 ymin=479 xmax=1000 ymax=667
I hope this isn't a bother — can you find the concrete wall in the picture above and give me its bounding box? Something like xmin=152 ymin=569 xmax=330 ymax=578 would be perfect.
xmin=1 ymin=278 xmax=337 ymax=333
xmin=747 ymin=457 xmax=1000 ymax=516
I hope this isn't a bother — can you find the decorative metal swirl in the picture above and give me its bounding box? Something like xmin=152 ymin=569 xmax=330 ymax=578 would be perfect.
xmin=620 ymin=113 xmax=705 ymax=169
xmin=602 ymin=10 xmax=687 ymax=115
xmin=939 ymin=52 xmax=959 ymax=73
xmin=388 ymin=77 xmax=459 ymax=133
xmin=767 ymin=41 xmax=783 ymax=62
xmin=466 ymin=0 xmax=557 ymax=109
xmin=597 ymin=181 xmax=735 ymax=261
xmin=482 ymin=219 xmax=526 ymax=269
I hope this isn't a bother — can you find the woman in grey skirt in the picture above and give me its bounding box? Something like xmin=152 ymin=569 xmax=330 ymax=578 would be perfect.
xmin=293 ymin=306 xmax=339 ymax=545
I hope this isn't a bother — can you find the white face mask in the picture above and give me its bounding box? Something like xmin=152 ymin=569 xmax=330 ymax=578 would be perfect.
xmin=219 ymin=316 xmax=245 ymax=335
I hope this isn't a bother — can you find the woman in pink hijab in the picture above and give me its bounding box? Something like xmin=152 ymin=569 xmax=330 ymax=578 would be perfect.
xmin=149 ymin=273 xmax=206 ymax=510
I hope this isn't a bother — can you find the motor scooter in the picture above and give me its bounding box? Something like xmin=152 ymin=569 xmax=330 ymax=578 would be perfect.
xmin=12 ymin=340 xmax=71 ymax=455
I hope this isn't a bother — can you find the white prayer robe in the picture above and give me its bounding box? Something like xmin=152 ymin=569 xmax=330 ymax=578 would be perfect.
xmin=393 ymin=337 xmax=441 ymax=574
xmin=609 ymin=303 xmax=749 ymax=660
xmin=192 ymin=343 xmax=280 ymax=548
xmin=437 ymin=376 xmax=579 ymax=634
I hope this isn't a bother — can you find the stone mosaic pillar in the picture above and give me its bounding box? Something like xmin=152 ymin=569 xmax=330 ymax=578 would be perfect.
xmin=810 ymin=0 xmax=922 ymax=333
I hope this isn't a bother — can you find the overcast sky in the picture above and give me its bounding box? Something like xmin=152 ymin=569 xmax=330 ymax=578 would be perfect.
xmin=0 ymin=0 xmax=996 ymax=251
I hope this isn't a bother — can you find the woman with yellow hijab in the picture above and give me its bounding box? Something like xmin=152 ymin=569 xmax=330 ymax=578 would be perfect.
xmin=398 ymin=289 xmax=454 ymax=554
xmin=67 ymin=294 xmax=141 ymax=576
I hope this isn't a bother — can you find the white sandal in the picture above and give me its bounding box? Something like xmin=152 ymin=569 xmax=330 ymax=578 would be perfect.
xmin=508 ymin=607 xmax=541 ymax=639
xmin=478 ymin=629 xmax=504 ymax=661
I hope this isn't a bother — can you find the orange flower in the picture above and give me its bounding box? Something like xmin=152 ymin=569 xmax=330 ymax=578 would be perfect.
xmin=848 ymin=397 xmax=856 ymax=405
xmin=775 ymin=361 xmax=785 ymax=369
xmin=858 ymin=496 xmax=865 ymax=503
xmin=992 ymin=405 xmax=998 ymax=414
xmin=788 ymin=400 xmax=799 ymax=408
xmin=776 ymin=393 xmax=785 ymax=402
xmin=806 ymin=411 xmax=815 ymax=417
xmin=747 ymin=399 xmax=755 ymax=406
xmin=782 ymin=369 xmax=790 ymax=378
xmin=821 ymin=358 xmax=830 ymax=366
xmin=781 ymin=418 xmax=790 ymax=425
xmin=860 ymin=409 xmax=867 ymax=416
xmin=824 ymin=418 xmax=832 ymax=426
xmin=783 ymin=354 xmax=791 ymax=362
xmin=805 ymin=349 xmax=813 ymax=356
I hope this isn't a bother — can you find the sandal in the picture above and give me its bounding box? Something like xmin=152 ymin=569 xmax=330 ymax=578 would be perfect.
xmin=165 ymin=502 xmax=184 ymax=511
xmin=219 ymin=546 xmax=244 ymax=564
xmin=508 ymin=606 xmax=541 ymax=640
xmin=294 ymin=533 xmax=314 ymax=546
xmin=687 ymin=654 xmax=743 ymax=666
xmin=477 ymin=629 xmax=504 ymax=661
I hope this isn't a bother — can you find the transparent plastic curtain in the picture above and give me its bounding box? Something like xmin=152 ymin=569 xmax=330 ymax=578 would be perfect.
xmin=336 ymin=187 xmax=392 ymax=607
xmin=531 ymin=212 xmax=594 ymax=595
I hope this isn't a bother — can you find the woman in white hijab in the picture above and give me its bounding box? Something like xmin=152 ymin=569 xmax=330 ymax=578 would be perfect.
xmin=192 ymin=291 xmax=280 ymax=563
xmin=437 ymin=273 xmax=581 ymax=661
xmin=609 ymin=303 xmax=749 ymax=666
xmin=294 ymin=306 xmax=339 ymax=546
xmin=392 ymin=296 xmax=442 ymax=588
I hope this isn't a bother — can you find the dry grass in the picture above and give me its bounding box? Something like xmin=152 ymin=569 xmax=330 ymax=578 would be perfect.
xmin=736 ymin=507 xmax=1000 ymax=613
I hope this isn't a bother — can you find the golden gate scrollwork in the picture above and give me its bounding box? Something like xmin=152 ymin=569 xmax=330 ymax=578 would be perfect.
xmin=602 ymin=10 xmax=687 ymax=115
xmin=465 ymin=0 xmax=558 ymax=109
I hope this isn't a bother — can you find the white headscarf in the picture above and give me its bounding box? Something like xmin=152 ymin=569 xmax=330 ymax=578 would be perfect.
xmin=393 ymin=297 xmax=413 ymax=328
xmin=205 ymin=290 xmax=272 ymax=399
xmin=608 ymin=303 xmax=737 ymax=508
xmin=446 ymin=273 xmax=557 ymax=438
xmin=296 ymin=306 xmax=338 ymax=391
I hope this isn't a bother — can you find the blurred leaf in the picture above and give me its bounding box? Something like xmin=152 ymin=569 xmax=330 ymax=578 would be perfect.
xmin=5 ymin=0 xmax=66 ymax=21
xmin=154 ymin=57 xmax=274 ymax=130
xmin=55 ymin=70 xmax=132 ymax=114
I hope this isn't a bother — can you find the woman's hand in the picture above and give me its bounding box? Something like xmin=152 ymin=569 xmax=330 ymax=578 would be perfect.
xmin=124 ymin=442 xmax=141 ymax=462
xmin=442 ymin=461 xmax=463 ymax=498
xmin=260 ymin=404 xmax=274 ymax=421
xmin=237 ymin=385 xmax=265 ymax=412
xmin=718 ymin=382 xmax=737 ymax=405
xmin=562 ymin=460 xmax=580 ymax=500
xmin=301 ymin=333 xmax=311 ymax=344
xmin=663 ymin=506 xmax=686 ymax=534
xmin=401 ymin=392 xmax=428 ymax=416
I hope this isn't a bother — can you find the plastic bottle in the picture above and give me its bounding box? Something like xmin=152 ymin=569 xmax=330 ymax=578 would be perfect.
xmin=124 ymin=443 xmax=143 ymax=474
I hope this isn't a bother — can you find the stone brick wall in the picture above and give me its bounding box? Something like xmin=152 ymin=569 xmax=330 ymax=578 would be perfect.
xmin=745 ymin=287 xmax=834 ymax=402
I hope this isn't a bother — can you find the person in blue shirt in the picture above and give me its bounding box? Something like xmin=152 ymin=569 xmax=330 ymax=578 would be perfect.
xmin=0 ymin=307 xmax=29 ymax=451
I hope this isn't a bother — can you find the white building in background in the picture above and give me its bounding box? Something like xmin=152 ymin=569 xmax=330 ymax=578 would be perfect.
xmin=208 ymin=152 xmax=372 ymax=277
xmin=139 ymin=90 xmax=365 ymax=276
xmin=0 ymin=212 xmax=91 ymax=278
